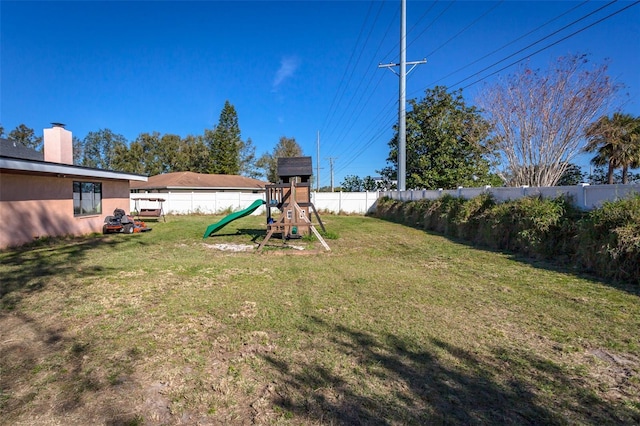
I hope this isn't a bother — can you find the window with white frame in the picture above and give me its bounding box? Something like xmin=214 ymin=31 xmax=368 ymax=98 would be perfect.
xmin=73 ymin=181 xmax=102 ymax=216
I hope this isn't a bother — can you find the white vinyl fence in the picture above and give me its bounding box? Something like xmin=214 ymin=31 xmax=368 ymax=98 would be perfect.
xmin=130 ymin=191 xmax=380 ymax=215
xmin=380 ymin=183 xmax=640 ymax=210
xmin=130 ymin=184 xmax=639 ymax=216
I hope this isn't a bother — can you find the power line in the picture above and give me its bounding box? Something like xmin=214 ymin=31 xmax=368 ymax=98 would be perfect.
xmin=457 ymin=0 xmax=639 ymax=90
xmin=443 ymin=0 xmax=620 ymax=90
xmin=379 ymin=0 xmax=438 ymax=64
xmin=323 ymin=9 xmax=399 ymax=157
xmin=426 ymin=0 xmax=504 ymax=58
xmin=318 ymin=1 xmax=376 ymax=134
xmin=406 ymin=1 xmax=457 ymax=53
xmin=321 ymin=0 xmax=388 ymax=148
xmin=423 ymin=0 xmax=591 ymax=89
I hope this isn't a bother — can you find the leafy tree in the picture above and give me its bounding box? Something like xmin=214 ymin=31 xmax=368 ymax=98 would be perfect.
xmin=158 ymin=133 xmax=183 ymax=173
xmin=362 ymin=176 xmax=378 ymax=191
xmin=382 ymin=86 xmax=495 ymax=190
xmin=587 ymin=166 xmax=640 ymax=185
xmin=0 ymin=125 xmax=5 ymax=138
xmin=72 ymin=136 xmax=83 ymax=165
xmin=134 ymin=132 xmax=163 ymax=175
xmin=584 ymin=113 xmax=640 ymax=184
xmin=257 ymin=136 xmax=303 ymax=182
xmin=206 ymin=100 xmax=241 ymax=174
xmin=556 ymin=163 xmax=586 ymax=186
xmin=79 ymin=129 xmax=127 ymax=169
xmin=110 ymin=132 xmax=215 ymax=175
xmin=179 ymin=135 xmax=212 ymax=173
xmin=479 ymin=54 xmax=618 ymax=187
xmin=111 ymin=140 xmax=146 ymax=175
xmin=239 ymin=137 xmax=261 ymax=179
xmin=341 ymin=175 xmax=363 ymax=192
xmin=8 ymin=124 xmax=43 ymax=151
xmin=339 ymin=175 xmax=380 ymax=192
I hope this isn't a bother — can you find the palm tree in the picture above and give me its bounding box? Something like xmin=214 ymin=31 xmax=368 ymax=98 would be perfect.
xmin=584 ymin=113 xmax=640 ymax=184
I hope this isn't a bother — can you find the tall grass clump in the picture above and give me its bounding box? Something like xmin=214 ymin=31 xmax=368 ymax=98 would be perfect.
xmin=452 ymin=193 xmax=496 ymax=241
xmin=423 ymin=195 xmax=465 ymax=236
xmin=481 ymin=195 xmax=580 ymax=259
xmin=576 ymin=194 xmax=640 ymax=283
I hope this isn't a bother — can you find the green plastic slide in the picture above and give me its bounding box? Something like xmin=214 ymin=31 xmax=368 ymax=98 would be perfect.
xmin=203 ymin=199 xmax=266 ymax=238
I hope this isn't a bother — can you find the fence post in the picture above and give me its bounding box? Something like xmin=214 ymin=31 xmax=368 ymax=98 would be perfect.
xmin=365 ymin=191 xmax=369 ymax=214
xmin=581 ymin=183 xmax=590 ymax=209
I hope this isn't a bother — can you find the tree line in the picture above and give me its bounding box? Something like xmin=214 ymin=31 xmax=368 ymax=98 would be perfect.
xmin=0 ymin=100 xmax=304 ymax=182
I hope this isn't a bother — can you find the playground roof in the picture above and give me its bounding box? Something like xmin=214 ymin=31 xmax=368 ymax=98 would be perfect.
xmin=130 ymin=171 xmax=267 ymax=192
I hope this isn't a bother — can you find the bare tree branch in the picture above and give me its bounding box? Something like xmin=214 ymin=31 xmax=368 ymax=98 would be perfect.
xmin=479 ymin=54 xmax=619 ymax=187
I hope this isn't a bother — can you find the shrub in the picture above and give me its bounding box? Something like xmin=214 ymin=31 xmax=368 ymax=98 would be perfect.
xmin=455 ymin=192 xmax=496 ymax=241
xmin=576 ymin=194 xmax=640 ymax=283
xmin=491 ymin=195 xmax=579 ymax=258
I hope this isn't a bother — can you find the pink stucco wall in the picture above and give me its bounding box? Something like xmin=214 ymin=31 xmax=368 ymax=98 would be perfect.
xmin=0 ymin=172 xmax=131 ymax=249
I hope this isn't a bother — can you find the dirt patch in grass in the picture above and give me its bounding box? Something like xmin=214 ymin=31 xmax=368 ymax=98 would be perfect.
xmin=586 ymin=348 xmax=640 ymax=402
xmin=203 ymin=243 xmax=256 ymax=252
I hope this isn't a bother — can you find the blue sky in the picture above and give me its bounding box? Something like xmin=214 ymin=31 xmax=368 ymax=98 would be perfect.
xmin=2 ymin=1 xmax=639 ymax=187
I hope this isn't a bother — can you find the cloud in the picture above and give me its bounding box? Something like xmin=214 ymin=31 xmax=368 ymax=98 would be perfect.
xmin=272 ymin=56 xmax=300 ymax=91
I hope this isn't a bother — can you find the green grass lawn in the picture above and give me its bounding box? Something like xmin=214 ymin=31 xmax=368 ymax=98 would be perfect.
xmin=1 ymin=214 xmax=639 ymax=425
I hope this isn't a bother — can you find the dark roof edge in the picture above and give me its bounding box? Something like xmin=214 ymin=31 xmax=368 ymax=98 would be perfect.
xmin=0 ymin=156 xmax=148 ymax=181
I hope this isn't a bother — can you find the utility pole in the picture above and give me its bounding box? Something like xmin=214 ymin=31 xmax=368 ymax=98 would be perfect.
xmin=378 ymin=0 xmax=426 ymax=192
xmin=326 ymin=157 xmax=337 ymax=192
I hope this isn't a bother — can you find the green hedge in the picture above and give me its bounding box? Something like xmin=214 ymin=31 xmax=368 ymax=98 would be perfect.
xmin=374 ymin=194 xmax=640 ymax=284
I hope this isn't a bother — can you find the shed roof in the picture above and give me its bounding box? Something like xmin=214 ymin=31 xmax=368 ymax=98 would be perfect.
xmin=130 ymin=171 xmax=267 ymax=191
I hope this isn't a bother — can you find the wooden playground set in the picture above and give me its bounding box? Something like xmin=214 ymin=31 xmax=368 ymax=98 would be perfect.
xmin=204 ymin=156 xmax=330 ymax=252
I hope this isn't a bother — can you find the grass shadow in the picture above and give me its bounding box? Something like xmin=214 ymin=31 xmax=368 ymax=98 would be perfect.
xmin=203 ymin=228 xmax=267 ymax=243
xmin=262 ymin=315 xmax=639 ymax=424
xmin=0 ymin=236 xmax=127 ymax=310
xmin=0 ymin=311 xmax=143 ymax=425
xmin=238 ymin=228 xmax=268 ymax=243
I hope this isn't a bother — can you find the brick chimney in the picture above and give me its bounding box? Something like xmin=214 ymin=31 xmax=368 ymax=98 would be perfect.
xmin=44 ymin=123 xmax=73 ymax=165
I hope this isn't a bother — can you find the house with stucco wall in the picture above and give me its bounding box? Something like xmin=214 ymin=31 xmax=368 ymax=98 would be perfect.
xmin=0 ymin=124 xmax=147 ymax=249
